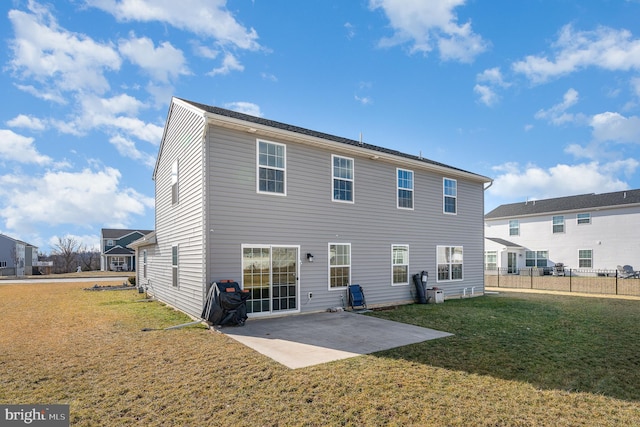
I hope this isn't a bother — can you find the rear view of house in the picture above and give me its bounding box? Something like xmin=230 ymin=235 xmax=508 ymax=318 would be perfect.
xmin=485 ymin=190 xmax=640 ymax=273
xmin=131 ymin=97 xmax=492 ymax=319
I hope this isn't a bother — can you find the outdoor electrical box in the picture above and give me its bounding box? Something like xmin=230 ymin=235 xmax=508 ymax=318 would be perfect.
xmin=426 ymin=289 xmax=444 ymax=304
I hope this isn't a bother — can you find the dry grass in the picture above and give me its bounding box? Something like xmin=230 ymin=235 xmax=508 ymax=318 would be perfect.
xmin=1 ymin=282 xmax=639 ymax=426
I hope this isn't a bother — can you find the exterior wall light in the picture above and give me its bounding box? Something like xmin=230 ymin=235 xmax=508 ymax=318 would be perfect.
xmin=307 ymin=253 xmax=314 ymax=262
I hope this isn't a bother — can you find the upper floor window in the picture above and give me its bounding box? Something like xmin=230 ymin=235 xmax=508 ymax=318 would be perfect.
xmin=171 ymin=159 xmax=179 ymax=205
xmin=552 ymin=215 xmax=564 ymax=233
xmin=106 ymin=239 xmax=114 ymax=247
xmin=391 ymin=245 xmax=409 ymax=285
xmin=437 ymin=246 xmax=463 ymax=281
xmin=329 ymin=243 xmax=350 ymax=289
xmin=257 ymin=140 xmax=286 ymax=195
xmin=332 ymin=155 xmax=354 ymax=202
xmin=397 ymin=169 xmax=414 ymax=209
xmin=577 ymin=213 xmax=591 ymax=225
xmin=443 ymin=178 xmax=457 ymax=214
xmin=509 ymin=220 xmax=519 ymax=236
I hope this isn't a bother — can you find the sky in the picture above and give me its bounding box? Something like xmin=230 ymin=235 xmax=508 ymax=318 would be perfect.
xmin=2 ymin=0 xmax=640 ymax=253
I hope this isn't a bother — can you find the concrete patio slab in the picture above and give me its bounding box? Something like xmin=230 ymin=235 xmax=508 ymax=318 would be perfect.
xmin=218 ymin=310 xmax=452 ymax=369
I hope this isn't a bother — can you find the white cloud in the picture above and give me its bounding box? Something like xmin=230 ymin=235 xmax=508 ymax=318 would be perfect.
xmin=473 ymin=84 xmax=498 ymax=107
xmin=7 ymin=114 xmax=46 ymax=131
xmin=590 ymin=112 xmax=640 ymax=143
xmin=487 ymin=161 xmax=636 ymax=202
xmin=513 ymin=24 xmax=640 ymax=83
xmin=50 ymin=93 xmax=164 ymax=147
xmin=474 ymin=68 xmax=509 ymax=106
xmin=48 ymin=233 xmax=101 ymax=252
xmin=369 ymin=0 xmax=487 ymax=62
xmin=86 ymin=0 xmax=261 ymax=51
xmin=0 ymin=129 xmax=52 ymax=165
xmin=109 ymin=135 xmax=157 ymax=167
xmin=0 ymin=167 xmax=154 ymax=233
xmin=535 ymin=88 xmax=583 ymax=125
xmin=224 ymin=102 xmax=263 ymax=117
xmin=208 ymin=52 xmax=244 ymax=76
xmin=118 ymin=34 xmax=190 ymax=82
xmin=8 ymin=2 xmax=121 ymax=97
xmin=355 ymin=95 xmax=373 ymax=105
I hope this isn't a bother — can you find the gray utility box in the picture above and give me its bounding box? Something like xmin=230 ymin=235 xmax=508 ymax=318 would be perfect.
xmin=426 ymin=289 xmax=444 ymax=304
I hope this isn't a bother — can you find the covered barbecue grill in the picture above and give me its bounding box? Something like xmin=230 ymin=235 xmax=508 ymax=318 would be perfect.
xmin=202 ymin=280 xmax=250 ymax=326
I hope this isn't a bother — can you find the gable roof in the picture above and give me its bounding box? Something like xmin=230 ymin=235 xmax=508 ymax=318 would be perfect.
xmin=157 ymin=97 xmax=491 ymax=184
xmin=101 ymin=229 xmax=154 ymax=240
xmin=104 ymin=245 xmax=134 ymax=255
xmin=485 ymin=189 xmax=640 ymax=219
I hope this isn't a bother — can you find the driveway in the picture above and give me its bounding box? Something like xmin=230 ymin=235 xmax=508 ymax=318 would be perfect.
xmin=218 ymin=310 xmax=452 ymax=369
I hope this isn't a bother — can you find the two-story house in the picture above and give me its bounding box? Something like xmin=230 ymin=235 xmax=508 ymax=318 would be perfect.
xmin=0 ymin=233 xmax=38 ymax=276
xmin=130 ymin=97 xmax=492 ymax=319
xmin=484 ymin=190 xmax=640 ymax=273
xmin=100 ymin=229 xmax=152 ymax=272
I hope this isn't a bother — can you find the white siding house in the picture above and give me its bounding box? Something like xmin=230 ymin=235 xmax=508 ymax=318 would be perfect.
xmin=485 ymin=190 xmax=640 ymax=273
xmin=131 ymin=97 xmax=492 ymax=319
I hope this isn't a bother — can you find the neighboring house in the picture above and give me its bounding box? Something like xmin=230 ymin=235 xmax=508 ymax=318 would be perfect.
xmin=101 ymin=229 xmax=152 ymax=272
xmin=129 ymin=97 xmax=492 ymax=319
xmin=484 ymin=190 xmax=640 ymax=273
xmin=0 ymin=233 xmax=38 ymax=276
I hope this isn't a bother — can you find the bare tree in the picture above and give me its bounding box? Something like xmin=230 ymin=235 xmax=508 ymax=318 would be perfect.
xmin=52 ymin=236 xmax=81 ymax=273
xmin=78 ymin=245 xmax=100 ymax=271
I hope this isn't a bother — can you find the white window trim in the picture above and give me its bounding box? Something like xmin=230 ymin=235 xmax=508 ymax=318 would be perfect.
xmin=443 ymin=178 xmax=457 ymax=215
xmin=552 ymin=215 xmax=565 ymax=233
xmin=396 ymin=168 xmax=414 ymax=210
xmin=578 ymin=249 xmax=593 ymax=268
xmin=436 ymin=245 xmax=464 ymax=282
xmin=331 ymin=154 xmax=355 ymax=203
xmin=171 ymin=159 xmax=179 ymax=205
xmin=391 ymin=244 xmax=410 ymax=286
xmin=256 ymin=139 xmax=287 ymax=196
xmin=509 ymin=220 xmax=519 ymax=236
xmin=577 ymin=213 xmax=591 ymax=225
xmin=171 ymin=245 xmax=179 ymax=288
xmin=328 ymin=243 xmax=351 ymax=291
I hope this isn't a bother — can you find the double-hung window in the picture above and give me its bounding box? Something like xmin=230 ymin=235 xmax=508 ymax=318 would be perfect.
xmin=391 ymin=245 xmax=409 ymax=285
xmin=329 ymin=244 xmax=350 ymax=289
xmin=257 ymin=140 xmax=286 ymax=195
xmin=577 ymin=213 xmax=591 ymax=225
xmin=509 ymin=220 xmax=519 ymax=236
xmin=171 ymin=159 xmax=179 ymax=205
xmin=525 ymin=250 xmax=548 ymax=268
xmin=332 ymin=155 xmax=354 ymax=202
xmin=143 ymin=249 xmax=147 ymax=279
xmin=397 ymin=169 xmax=414 ymax=209
xmin=437 ymin=246 xmax=463 ymax=281
xmin=578 ymin=249 xmax=593 ymax=268
xmin=484 ymin=251 xmax=497 ymax=270
xmin=552 ymin=216 xmax=564 ymax=233
xmin=171 ymin=245 xmax=178 ymax=287
xmin=443 ymin=178 xmax=457 ymax=214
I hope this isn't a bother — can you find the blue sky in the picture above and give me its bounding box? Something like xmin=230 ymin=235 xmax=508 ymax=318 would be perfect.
xmin=2 ymin=0 xmax=640 ymax=253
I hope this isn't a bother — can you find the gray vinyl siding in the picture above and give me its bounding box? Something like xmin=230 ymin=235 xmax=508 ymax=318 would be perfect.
xmin=205 ymin=124 xmax=486 ymax=314
xmin=150 ymin=102 xmax=207 ymax=316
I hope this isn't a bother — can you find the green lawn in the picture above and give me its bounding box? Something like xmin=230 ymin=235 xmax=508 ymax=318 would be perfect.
xmin=371 ymin=292 xmax=640 ymax=401
xmin=1 ymin=283 xmax=639 ymax=426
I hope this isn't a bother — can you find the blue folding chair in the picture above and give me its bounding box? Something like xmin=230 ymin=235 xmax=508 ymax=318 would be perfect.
xmin=348 ymin=284 xmax=367 ymax=311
